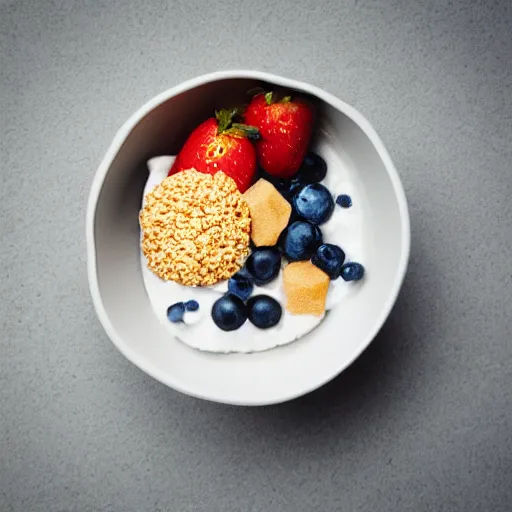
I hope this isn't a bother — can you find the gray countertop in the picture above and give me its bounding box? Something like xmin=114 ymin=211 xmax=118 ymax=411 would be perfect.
xmin=2 ymin=0 xmax=512 ymax=510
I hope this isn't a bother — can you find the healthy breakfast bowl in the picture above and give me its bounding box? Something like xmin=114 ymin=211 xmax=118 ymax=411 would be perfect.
xmin=86 ymin=70 xmax=410 ymax=406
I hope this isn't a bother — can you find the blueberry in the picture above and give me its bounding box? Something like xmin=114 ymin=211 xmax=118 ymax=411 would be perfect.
xmin=336 ymin=194 xmax=352 ymax=208
xmin=245 ymin=247 xmax=281 ymax=285
xmin=293 ymin=183 xmax=334 ymax=225
xmin=288 ymin=178 xmax=304 ymax=198
xmin=184 ymin=300 xmax=199 ymax=312
xmin=167 ymin=302 xmax=185 ymax=323
xmin=275 ymin=181 xmax=291 ymax=198
xmin=276 ymin=179 xmax=303 ymax=205
xmin=273 ymin=178 xmax=301 ymax=203
xmin=298 ymin=152 xmax=327 ymax=183
xmin=236 ymin=265 xmax=252 ymax=279
xmin=276 ymin=178 xmax=291 ymax=193
xmin=228 ymin=272 xmax=254 ymax=301
xmin=340 ymin=262 xmax=365 ymax=282
xmin=211 ymin=294 xmax=248 ymax=331
xmin=311 ymin=244 xmax=346 ymax=279
xmin=280 ymin=221 xmax=323 ymax=261
xmin=247 ymin=295 xmax=282 ymax=329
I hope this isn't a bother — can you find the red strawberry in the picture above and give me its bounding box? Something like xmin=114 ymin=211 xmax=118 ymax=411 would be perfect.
xmin=169 ymin=108 xmax=259 ymax=192
xmin=244 ymin=92 xmax=314 ymax=179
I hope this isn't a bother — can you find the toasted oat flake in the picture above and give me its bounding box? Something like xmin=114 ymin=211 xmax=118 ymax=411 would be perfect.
xmin=140 ymin=169 xmax=251 ymax=286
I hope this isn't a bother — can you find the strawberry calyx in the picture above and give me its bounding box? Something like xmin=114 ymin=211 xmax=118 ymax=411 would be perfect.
xmin=264 ymin=91 xmax=292 ymax=105
xmin=228 ymin=123 xmax=261 ymax=140
xmin=246 ymin=87 xmax=293 ymax=105
xmin=215 ymin=108 xmax=260 ymax=139
xmin=215 ymin=107 xmax=243 ymax=133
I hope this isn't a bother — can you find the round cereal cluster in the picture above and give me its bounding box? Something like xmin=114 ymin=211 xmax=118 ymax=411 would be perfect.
xmin=140 ymin=169 xmax=251 ymax=286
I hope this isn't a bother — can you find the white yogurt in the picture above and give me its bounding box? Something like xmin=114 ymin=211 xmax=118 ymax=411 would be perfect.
xmin=140 ymin=142 xmax=365 ymax=353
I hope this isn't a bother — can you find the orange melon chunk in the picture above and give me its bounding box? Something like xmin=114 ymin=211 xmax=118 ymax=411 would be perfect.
xmin=283 ymin=261 xmax=329 ymax=316
xmin=243 ymin=179 xmax=291 ymax=247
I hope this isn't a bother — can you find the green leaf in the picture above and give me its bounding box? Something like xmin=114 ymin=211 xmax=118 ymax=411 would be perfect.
xmin=265 ymin=92 xmax=273 ymax=105
xmin=215 ymin=107 xmax=243 ymax=134
xmin=231 ymin=123 xmax=261 ymax=140
xmin=281 ymin=96 xmax=292 ymax=103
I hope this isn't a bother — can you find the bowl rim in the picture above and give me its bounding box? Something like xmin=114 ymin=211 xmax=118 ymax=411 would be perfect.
xmin=86 ymin=69 xmax=411 ymax=405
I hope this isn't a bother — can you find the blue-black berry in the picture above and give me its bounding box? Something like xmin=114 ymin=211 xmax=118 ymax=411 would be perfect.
xmin=336 ymin=194 xmax=352 ymax=208
xmin=293 ymin=183 xmax=334 ymax=225
xmin=340 ymin=262 xmax=365 ymax=281
xmin=228 ymin=272 xmax=254 ymax=301
xmin=311 ymin=244 xmax=346 ymax=279
xmin=211 ymin=294 xmax=248 ymax=331
xmin=247 ymin=295 xmax=282 ymax=329
xmin=184 ymin=300 xmax=199 ymax=312
xmin=280 ymin=221 xmax=323 ymax=261
xmin=298 ymin=152 xmax=327 ymax=183
xmin=167 ymin=302 xmax=185 ymax=323
xmin=245 ymin=247 xmax=281 ymax=285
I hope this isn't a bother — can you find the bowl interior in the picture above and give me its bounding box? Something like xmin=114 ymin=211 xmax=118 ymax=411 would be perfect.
xmin=89 ymin=75 xmax=407 ymax=405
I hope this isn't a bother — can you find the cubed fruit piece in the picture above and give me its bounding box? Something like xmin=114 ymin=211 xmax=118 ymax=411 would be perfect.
xmin=243 ymin=179 xmax=291 ymax=246
xmin=283 ymin=261 xmax=329 ymax=316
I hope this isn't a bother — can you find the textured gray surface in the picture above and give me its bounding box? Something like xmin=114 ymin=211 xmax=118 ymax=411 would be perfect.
xmin=1 ymin=0 xmax=512 ymax=510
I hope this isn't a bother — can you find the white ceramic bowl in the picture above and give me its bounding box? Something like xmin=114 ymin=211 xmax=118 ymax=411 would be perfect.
xmin=86 ymin=70 xmax=410 ymax=405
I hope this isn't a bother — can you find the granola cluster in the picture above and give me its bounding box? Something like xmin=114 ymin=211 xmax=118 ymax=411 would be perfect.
xmin=140 ymin=169 xmax=251 ymax=286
